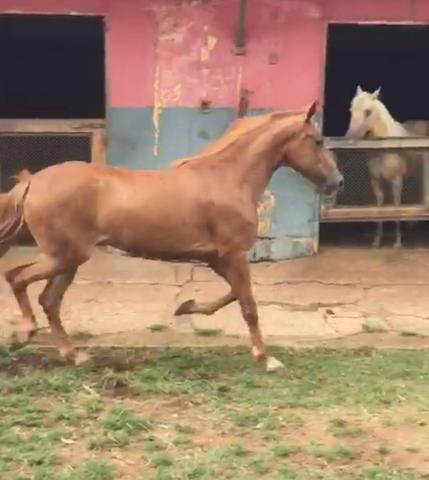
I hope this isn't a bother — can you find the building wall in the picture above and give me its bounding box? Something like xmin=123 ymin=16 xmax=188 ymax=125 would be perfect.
xmin=0 ymin=0 xmax=428 ymax=259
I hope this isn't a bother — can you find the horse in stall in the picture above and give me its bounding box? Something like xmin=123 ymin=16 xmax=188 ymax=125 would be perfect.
xmin=346 ymin=86 xmax=410 ymax=248
xmin=0 ymin=103 xmax=342 ymax=371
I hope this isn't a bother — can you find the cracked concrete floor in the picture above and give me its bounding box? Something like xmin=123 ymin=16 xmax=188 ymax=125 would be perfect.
xmin=1 ymin=246 xmax=429 ymax=350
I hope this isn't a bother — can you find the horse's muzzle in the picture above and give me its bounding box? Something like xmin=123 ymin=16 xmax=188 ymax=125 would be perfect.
xmin=323 ymin=171 xmax=344 ymax=195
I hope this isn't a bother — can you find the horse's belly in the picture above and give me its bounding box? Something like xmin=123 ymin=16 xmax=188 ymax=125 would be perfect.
xmin=380 ymin=154 xmax=405 ymax=179
xmin=99 ymin=203 xmax=216 ymax=259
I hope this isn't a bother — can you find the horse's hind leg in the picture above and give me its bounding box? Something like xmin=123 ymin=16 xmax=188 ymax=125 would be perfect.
xmin=5 ymin=254 xmax=87 ymax=362
xmin=5 ymin=262 xmax=41 ymax=347
xmin=370 ymin=178 xmax=384 ymax=248
xmin=392 ymin=176 xmax=403 ymax=248
xmin=39 ymin=267 xmax=87 ymax=364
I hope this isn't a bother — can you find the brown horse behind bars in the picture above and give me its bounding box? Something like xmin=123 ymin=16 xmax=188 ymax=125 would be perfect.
xmin=0 ymin=103 xmax=342 ymax=371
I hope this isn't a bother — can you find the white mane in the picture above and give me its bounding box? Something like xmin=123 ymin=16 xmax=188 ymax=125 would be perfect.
xmin=370 ymin=99 xmax=408 ymax=137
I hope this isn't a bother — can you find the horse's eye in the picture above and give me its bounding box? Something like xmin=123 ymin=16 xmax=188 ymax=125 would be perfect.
xmin=364 ymin=108 xmax=371 ymax=118
xmin=315 ymin=138 xmax=324 ymax=147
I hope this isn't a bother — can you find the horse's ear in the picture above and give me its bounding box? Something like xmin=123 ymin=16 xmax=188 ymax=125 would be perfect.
xmin=356 ymin=85 xmax=363 ymax=95
xmin=372 ymin=87 xmax=381 ymax=99
xmin=305 ymin=101 xmax=318 ymax=123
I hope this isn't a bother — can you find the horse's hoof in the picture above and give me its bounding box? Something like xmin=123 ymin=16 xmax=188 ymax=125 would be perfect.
xmin=8 ymin=329 xmax=36 ymax=350
xmin=174 ymin=299 xmax=196 ymax=316
xmin=266 ymin=356 xmax=284 ymax=373
xmin=73 ymin=350 xmax=91 ymax=366
xmin=59 ymin=346 xmax=91 ymax=366
xmin=393 ymin=242 xmax=402 ymax=249
xmin=60 ymin=348 xmax=91 ymax=366
xmin=372 ymin=241 xmax=381 ymax=249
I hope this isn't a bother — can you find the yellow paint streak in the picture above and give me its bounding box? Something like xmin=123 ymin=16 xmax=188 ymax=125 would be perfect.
xmin=200 ymin=34 xmax=218 ymax=62
xmin=207 ymin=35 xmax=217 ymax=50
xmin=257 ymin=190 xmax=275 ymax=237
xmin=171 ymin=83 xmax=182 ymax=103
xmin=152 ymin=64 xmax=163 ymax=158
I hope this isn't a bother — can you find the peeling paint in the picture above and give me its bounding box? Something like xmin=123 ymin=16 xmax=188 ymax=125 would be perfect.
xmin=200 ymin=33 xmax=218 ymax=62
xmin=152 ymin=64 xmax=163 ymax=157
xmin=257 ymin=190 xmax=275 ymax=237
xmin=157 ymin=10 xmax=190 ymax=42
xmin=171 ymin=83 xmax=182 ymax=103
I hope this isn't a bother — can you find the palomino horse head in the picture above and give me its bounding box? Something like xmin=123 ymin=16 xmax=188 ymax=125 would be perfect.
xmin=283 ymin=102 xmax=343 ymax=195
xmin=346 ymin=85 xmax=381 ymax=138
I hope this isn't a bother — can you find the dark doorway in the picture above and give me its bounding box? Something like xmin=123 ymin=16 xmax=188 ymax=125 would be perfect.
xmin=0 ymin=14 xmax=105 ymax=119
xmin=323 ymin=23 xmax=429 ymax=136
xmin=321 ymin=23 xmax=429 ymax=248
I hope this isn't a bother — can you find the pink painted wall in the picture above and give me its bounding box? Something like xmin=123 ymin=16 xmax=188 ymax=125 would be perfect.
xmin=0 ymin=0 xmax=427 ymax=110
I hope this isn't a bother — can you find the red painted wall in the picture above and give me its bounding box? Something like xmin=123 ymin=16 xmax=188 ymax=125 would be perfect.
xmin=0 ymin=0 xmax=427 ymax=111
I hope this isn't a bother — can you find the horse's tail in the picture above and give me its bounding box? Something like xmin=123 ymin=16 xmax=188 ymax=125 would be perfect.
xmin=0 ymin=170 xmax=31 ymax=257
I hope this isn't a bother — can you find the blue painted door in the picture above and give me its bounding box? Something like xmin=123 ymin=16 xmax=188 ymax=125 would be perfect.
xmin=107 ymin=106 xmax=320 ymax=261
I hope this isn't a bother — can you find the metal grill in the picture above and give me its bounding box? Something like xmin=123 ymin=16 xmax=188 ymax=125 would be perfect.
xmin=321 ymin=137 xmax=429 ymax=223
xmin=0 ymin=134 xmax=91 ymax=191
xmin=332 ymin=149 xmax=424 ymax=206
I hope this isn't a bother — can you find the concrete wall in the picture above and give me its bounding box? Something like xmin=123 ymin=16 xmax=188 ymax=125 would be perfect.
xmin=1 ymin=0 xmax=428 ymax=259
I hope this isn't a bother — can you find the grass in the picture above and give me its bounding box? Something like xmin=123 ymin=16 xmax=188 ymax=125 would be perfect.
xmin=328 ymin=418 xmax=365 ymax=438
xmin=193 ymin=328 xmax=223 ymax=337
xmin=377 ymin=443 xmax=392 ymax=456
xmin=148 ymin=324 xmax=169 ymax=333
xmin=64 ymin=460 xmax=115 ymax=480
xmin=309 ymin=443 xmax=361 ymax=462
xmin=362 ymin=320 xmax=388 ymax=334
xmin=271 ymin=443 xmax=301 ymax=458
xmin=399 ymin=331 xmax=425 ymax=338
xmin=1 ymin=347 xmax=429 ymax=479
xmin=70 ymin=330 xmax=95 ymax=342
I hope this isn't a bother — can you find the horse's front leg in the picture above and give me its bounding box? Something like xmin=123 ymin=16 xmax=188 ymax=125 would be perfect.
xmin=392 ymin=176 xmax=403 ymax=249
xmin=175 ymin=256 xmax=236 ymax=315
xmin=217 ymin=252 xmax=283 ymax=372
xmin=370 ymin=178 xmax=384 ymax=248
xmin=174 ymin=252 xmax=283 ymax=372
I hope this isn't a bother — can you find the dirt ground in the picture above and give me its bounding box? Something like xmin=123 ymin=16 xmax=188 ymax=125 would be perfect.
xmin=1 ymin=245 xmax=429 ymax=350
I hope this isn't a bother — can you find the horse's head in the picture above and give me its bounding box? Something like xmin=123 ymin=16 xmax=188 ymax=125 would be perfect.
xmin=283 ymin=102 xmax=343 ymax=195
xmin=346 ymin=85 xmax=381 ymax=138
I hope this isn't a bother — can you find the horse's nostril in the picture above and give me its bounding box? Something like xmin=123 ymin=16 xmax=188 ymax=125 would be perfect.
xmin=338 ymin=179 xmax=344 ymax=189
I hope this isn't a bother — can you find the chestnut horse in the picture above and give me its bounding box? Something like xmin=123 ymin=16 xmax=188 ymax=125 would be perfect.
xmin=0 ymin=103 xmax=342 ymax=370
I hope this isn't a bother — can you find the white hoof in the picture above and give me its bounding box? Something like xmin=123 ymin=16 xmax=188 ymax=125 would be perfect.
xmin=73 ymin=350 xmax=91 ymax=366
xmin=266 ymin=356 xmax=284 ymax=373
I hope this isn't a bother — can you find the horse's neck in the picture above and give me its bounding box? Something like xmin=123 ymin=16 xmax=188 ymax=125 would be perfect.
xmin=232 ymin=127 xmax=287 ymax=203
xmin=372 ymin=102 xmax=407 ymax=137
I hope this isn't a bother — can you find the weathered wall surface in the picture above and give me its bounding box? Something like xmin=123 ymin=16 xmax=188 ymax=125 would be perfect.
xmin=0 ymin=0 xmax=428 ymax=259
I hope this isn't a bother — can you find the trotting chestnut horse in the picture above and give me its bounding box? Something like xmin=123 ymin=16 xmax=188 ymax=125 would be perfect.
xmin=0 ymin=102 xmax=342 ymax=371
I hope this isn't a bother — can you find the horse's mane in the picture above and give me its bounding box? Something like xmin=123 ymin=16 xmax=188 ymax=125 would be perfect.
xmin=372 ymin=99 xmax=408 ymax=136
xmin=171 ymin=111 xmax=305 ymax=168
xmin=353 ymin=92 xmax=407 ymax=137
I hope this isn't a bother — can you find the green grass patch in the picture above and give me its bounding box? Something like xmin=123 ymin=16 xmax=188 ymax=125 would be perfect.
xmin=148 ymin=324 xmax=169 ymax=333
xmin=271 ymin=442 xmax=301 ymax=458
xmin=70 ymin=330 xmax=95 ymax=342
xmin=328 ymin=418 xmax=365 ymax=438
xmin=1 ymin=347 xmax=429 ymax=479
xmin=193 ymin=328 xmax=223 ymax=337
xmin=309 ymin=443 xmax=361 ymax=463
xmin=362 ymin=320 xmax=388 ymax=334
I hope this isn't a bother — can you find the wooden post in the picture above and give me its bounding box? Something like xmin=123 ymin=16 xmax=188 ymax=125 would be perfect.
xmin=423 ymin=151 xmax=429 ymax=208
xmin=91 ymin=130 xmax=106 ymax=165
